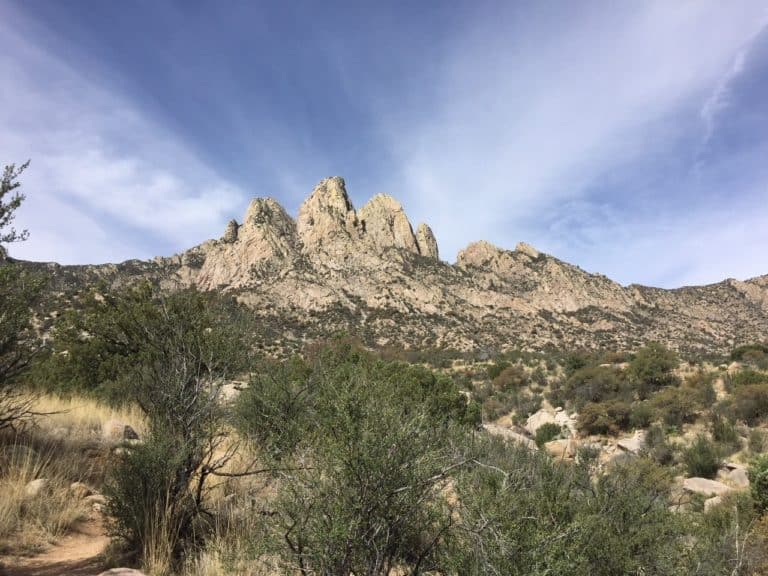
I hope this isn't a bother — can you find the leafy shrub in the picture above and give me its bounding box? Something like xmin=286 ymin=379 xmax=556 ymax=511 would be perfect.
xmin=630 ymin=401 xmax=657 ymax=428
xmin=486 ymin=359 xmax=510 ymax=381
xmin=651 ymin=387 xmax=698 ymax=427
xmin=727 ymin=369 xmax=768 ymax=389
xmin=750 ymin=429 xmax=766 ymax=454
xmin=683 ymin=435 xmax=721 ymax=479
xmin=731 ymin=343 xmax=768 ymax=367
xmin=561 ymin=365 xmax=626 ymax=410
xmin=711 ymin=414 xmax=742 ymax=455
xmin=732 ymin=384 xmax=768 ymax=425
xmin=683 ymin=370 xmax=717 ymax=408
xmin=577 ymin=400 xmax=632 ymax=436
xmin=644 ymin=424 xmax=675 ymax=465
xmin=628 ymin=342 xmax=680 ymax=399
xmin=491 ymin=365 xmax=528 ymax=391
xmin=535 ymin=422 xmax=562 ymax=447
xmin=749 ymin=455 xmax=768 ymax=513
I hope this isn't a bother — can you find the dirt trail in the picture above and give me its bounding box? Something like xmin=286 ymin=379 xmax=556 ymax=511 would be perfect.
xmin=0 ymin=516 xmax=110 ymax=576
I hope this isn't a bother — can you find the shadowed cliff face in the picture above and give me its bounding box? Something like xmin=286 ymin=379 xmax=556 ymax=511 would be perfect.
xmin=15 ymin=177 xmax=768 ymax=356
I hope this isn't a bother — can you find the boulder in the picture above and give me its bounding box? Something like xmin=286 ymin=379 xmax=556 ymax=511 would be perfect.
xmin=515 ymin=241 xmax=540 ymax=259
xmin=69 ymin=481 xmax=93 ymax=499
xmin=683 ymin=477 xmax=733 ymax=497
xmin=102 ymin=419 xmax=139 ymax=443
xmin=525 ymin=408 xmax=558 ymax=435
xmin=704 ymin=496 xmax=724 ymax=512
xmin=727 ymin=468 xmax=750 ymax=489
xmin=85 ymin=493 xmax=107 ymax=512
xmin=482 ymin=424 xmax=537 ymax=450
xmin=617 ymin=430 xmax=646 ymax=454
xmin=24 ymin=478 xmax=49 ymax=498
xmin=544 ymin=438 xmax=577 ymax=460
xmin=221 ymin=219 xmax=239 ymax=243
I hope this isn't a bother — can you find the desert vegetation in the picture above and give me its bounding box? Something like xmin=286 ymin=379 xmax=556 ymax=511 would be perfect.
xmin=4 ymin=163 xmax=768 ymax=575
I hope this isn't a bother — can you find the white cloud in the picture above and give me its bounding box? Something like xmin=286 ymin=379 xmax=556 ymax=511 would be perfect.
xmin=380 ymin=1 xmax=768 ymax=286
xmin=0 ymin=7 xmax=246 ymax=264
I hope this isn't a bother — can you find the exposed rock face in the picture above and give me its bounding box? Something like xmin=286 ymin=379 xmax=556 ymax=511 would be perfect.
xmin=358 ymin=194 xmax=419 ymax=254
xmin=297 ymin=177 xmax=360 ymax=250
xmin=683 ymin=477 xmax=732 ymax=496
xmin=22 ymin=176 xmax=768 ymax=357
xmin=222 ymin=219 xmax=239 ymax=243
xmin=416 ymin=223 xmax=439 ymax=259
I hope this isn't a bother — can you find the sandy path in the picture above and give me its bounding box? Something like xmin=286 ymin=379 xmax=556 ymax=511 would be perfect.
xmin=0 ymin=516 xmax=110 ymax=576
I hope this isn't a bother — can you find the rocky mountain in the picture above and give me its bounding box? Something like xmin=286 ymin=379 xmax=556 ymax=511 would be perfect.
xmin=20 ymin=177 xmax=768 ymax=357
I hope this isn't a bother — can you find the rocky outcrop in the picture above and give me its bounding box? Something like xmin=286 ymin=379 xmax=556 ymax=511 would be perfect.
xmin=416 ymin=223 xmax=439 ymax=259
xmin=20 ymin=176 xmax=768 ymax=357
xmin=358 ymin=194 xmax=419 ymax=254
xmin=297 ymin=177 xmax=360 ymax=250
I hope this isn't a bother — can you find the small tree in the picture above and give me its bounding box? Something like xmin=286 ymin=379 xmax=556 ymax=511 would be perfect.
xmin=0 ymin=161 xmax=44 ymax=430
xmin=629 ymin=342 xmax=680 ymax=399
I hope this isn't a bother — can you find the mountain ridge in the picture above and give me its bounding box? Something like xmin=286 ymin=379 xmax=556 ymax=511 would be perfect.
xmin=13 ymin=177 xmax=768 ymax=356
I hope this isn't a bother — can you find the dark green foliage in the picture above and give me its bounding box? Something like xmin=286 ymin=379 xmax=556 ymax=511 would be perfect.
xmin=749 ymin=455 xmax=768 ymax=513
xmin=560 ymin=365 xmax=626 ymax=410
xmin=749 ymin=429 xmax=766 ymax=454
xmin=651 ymin=387 xmax=698 ymax=427
xmin=577 ymin=400 xmax=631 ymax=436
xmin=486 ymin=359 xmax=510 ymax=381
xmin=711 ymin=414 xmax=741 ymax=455
xmin=683 ymin=435 xmax=721 ymax=478
xmin=727 ymin=369 xmax=768 ymax=389
xmin=237 ymin=340 xmax=478 ymax=574
xmin=683 ymin=369 xmax=718 ymax=408
xmin=731 ymin=343 xmax=768 ymax=367
xmin=534 ymin=422 xmax=562 ymax=447
xmin=491 ymin=365 xmax=528 ymax=391
xmin=0 ymin=161 xmax=30 ymax=245
xmin=630 ymin=401 xmax=657 ymax=428
xmin=644 ymin=424 xmax=675 ymax=465
xmin=628 ymin=342 xmax=680 ymax=399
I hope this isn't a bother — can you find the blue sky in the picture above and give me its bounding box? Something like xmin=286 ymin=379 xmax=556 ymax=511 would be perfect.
xmin=1 ymin=1 xmax=767 ymax=288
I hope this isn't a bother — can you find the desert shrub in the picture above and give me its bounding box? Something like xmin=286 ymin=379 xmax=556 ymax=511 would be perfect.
xmin=727 ymin=369 xmax=768 ymax=389
xmin=749 ymin=429 xmax=766 ymax=454
xmin=491 ymin=364 xmax=528 ymax=391
xmin=683 ymin=370 xmax=718 ymax=408
xmin=711 ymin=414 xmax=742 ymax=455
xmin=731 ymin=343 xmax=768 ymax=368
xmin=561 ymin=365 xmax=626 ymax=410
xmin=732 ymin=383 xmax=768 ymax=425
xmin=683 ymin=435 xmax=721 ymax=479
xmin=630 ymin=401 xmax=657 ymax=429
xmin=486 ymin=359 xmax=510 ymax=381
xmin=628 ymin=342 xmax=680 ymax=399
xmin=449 ymin=446 xmax=686 ymax=575
xmin=748 ymin=455 xmax=768 ymax=513
xmin=651 ymin=387 xmax=698 ymax=428
xmin=535 ymin=422 xmax=562 ymax=447
xmin=577 ymin=400 xmax=631 ymax=436
xmin=644 ymin=424 xmax=675 ymax=465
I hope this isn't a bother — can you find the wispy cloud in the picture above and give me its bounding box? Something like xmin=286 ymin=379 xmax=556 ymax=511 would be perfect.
xmin=380 ymin=1 xmax=768 ymax=286
xmin=0 ymin=5 xmax=246 ymax=264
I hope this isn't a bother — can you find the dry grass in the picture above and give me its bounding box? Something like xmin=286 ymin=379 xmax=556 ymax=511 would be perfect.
xmin=0 ymin=394 xmax=145 ymax=556
xmin=30 ymin=394 xmax=146 ymax=439
xmin=0 ymin=433 xmax=92 ymax=555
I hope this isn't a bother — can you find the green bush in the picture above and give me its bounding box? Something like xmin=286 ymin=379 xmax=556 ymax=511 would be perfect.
xmin=561 ymin=365 xmax=626 ymax=410
xmin=628 ymin=342 xmax=680 ymax=399
xmin=711 ymin=414 xmax=742 ymax=455
xmin=491 ymin=365 xmax=528 ymax=391
xmin=644 ymin=424 xmax=675 ymax=465
xmin=749 ymin=429 xmax=766 ymax=454
xmin=651 ymin=387 xmax=698 ymax=427
xmin=728 ymin=369 xmax=768 ymax=389
xmin=577 ymin=400 xmax=632 ymax=436
xmin=749 ymin=455 xmax=768 ymax=513
xmin=630 ymin=401 xmax=657 ymax=428
xmin=683 ymin=435 xmax=721 ymax=479
xmin=535 ymin=422 xmax=562 ymax=447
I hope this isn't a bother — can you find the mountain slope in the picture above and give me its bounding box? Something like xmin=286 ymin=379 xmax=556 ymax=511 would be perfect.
xmin=18 ymin=177 xmax=768 ymax=356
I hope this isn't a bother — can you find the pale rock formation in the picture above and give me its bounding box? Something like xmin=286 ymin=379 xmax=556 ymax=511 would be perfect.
xmin=98 ymin=569 xmax=147 ymax=576
xmin=69 ymin=481 xmax=93 ymax=499
xmin=24 ymin=478 xmax=49 ymax=498
xmin=704 ymin=496 xmax=724 ymax=512
xmin=544 ymin=438 xmax=578 ymax=460
xmin=416 ymin=223 xmax=439 ymax=259
xmin=358 ymin=193 xmax=419 ymax=253
xmin=297 ymin=176 xmax=360 ymax=249
xmin=617 ymin=430 xmax=646 ymax=454
xmin=221 ymin=219 xmax=239 ymax=243
xmin=482 ymin=423 xmax=537 ymax=450
xmin=516 ymin=241 xmax=540 ymax=259
xmin=683 ymin=477 xmax=732 ymax=497
xmin=525 ymin=408 xmax=558 ymax=435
